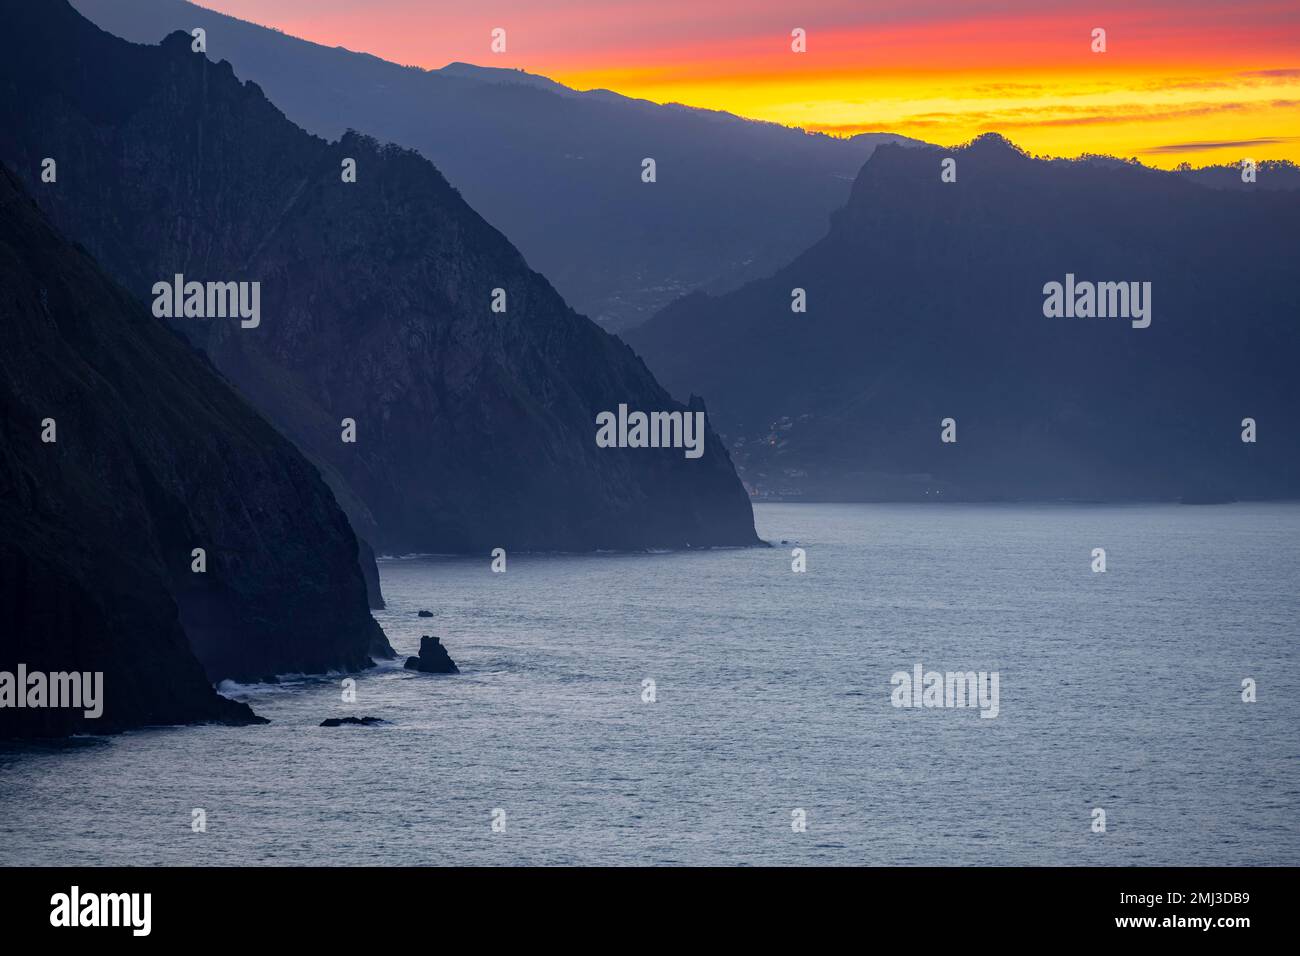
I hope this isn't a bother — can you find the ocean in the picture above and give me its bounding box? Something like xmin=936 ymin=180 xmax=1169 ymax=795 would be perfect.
xmin=2 ymin=503 xmax=1296 ymax=865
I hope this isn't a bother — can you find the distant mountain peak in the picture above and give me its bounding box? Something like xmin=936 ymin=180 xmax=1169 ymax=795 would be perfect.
xmin=628 ymin=118 xmax=1300 ymax=504
xmin=961 ymin=131 xmax=1027 ymax=153
xmin=436 ymin=60 xmax=574 ymax=95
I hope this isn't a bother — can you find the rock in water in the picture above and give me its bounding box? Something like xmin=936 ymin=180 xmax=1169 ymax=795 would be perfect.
xmin=320 ymin=716 xmax=387 ymax=727
xmin=404 ymin=636 xmax=460 ymax=674
xmin=417 ymin=610 xmax=433 ymax=617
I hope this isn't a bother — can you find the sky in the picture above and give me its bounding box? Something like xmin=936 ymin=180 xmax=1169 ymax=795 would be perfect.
xmin=193 ymin=0 xmax=1300 ymax=167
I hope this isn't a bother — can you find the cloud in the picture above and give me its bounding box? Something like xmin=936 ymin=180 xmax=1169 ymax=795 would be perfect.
xmin=808 ymin=99 xmax=1300 ymax=141
xmin=809 ymin=123 xmax=898 ymax=134
xmin=1141 ymin=137 xmax=1298 ymax=153
xmin=1238 ymin=68 xmax=1300 ymax=78
xmin=880 ymin=100 xmax=1300 ymax=131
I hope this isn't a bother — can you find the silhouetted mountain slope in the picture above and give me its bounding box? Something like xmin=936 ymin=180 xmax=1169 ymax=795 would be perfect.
xmin=71 ymin=0 xmax=924 ymax=330
xmin=627 ymin=135 xmax=1300 ymax=501
xmin=1175 ymin=160 xmax=1300 ymax=191
xmin=1 ymin=0 xmax=757 ymax=552
xmin=0 ymin=167 xmax=390 ymax=736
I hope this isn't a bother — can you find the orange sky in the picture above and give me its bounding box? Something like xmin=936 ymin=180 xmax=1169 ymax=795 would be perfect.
xmin=194 ymin=0 xmax=1300 ymax=167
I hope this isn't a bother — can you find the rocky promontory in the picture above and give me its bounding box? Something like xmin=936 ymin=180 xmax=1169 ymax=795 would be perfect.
xmin=0 ymin=164 xmax=385 ymax=736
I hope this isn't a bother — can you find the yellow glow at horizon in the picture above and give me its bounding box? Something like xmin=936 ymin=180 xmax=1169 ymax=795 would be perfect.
xmin=551 ymin=65 xmax=1300 ymax=168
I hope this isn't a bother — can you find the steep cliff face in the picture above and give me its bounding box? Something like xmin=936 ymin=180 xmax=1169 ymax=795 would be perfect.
xmin=0 ymin=0 xmax=758 ymax=553
xmin=629 ymin=135 xmax=1300 ymax=501
xmin=0 ymin=163 xmax=389 ymax=739
xmin=0 ymin=167 xmax=255 ymax=738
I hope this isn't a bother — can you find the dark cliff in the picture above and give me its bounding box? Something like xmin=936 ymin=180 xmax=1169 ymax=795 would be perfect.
xmin=0 ymin=162 xmax=389 ymax=740
xmin=629 ymin=135 xmax=1300 ymax=501
xmin=0 ymin=0 xmax=759 ymax=553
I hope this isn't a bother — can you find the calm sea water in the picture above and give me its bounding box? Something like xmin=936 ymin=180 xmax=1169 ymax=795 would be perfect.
xmin=2 ymin=503 xmax=1297 ymax=866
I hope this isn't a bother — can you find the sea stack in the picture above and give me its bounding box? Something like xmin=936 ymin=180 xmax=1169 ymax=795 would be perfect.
xmin=404 ymin=636 xmax=459 ymax=674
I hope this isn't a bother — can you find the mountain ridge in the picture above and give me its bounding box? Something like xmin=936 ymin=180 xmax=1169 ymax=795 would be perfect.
xmin=2 ymin=0 xmax=759 ymax=555
xmin=627 ymin=134 xmax=1300 ymax=502
xmin=70 ymin=0 xmax=924 ymax=330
